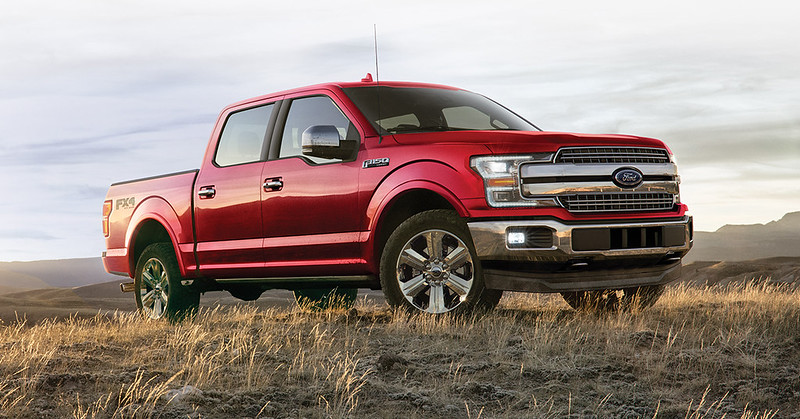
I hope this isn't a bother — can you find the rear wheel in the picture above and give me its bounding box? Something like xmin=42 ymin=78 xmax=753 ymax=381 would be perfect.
xmin=293 ymin=287 xmax=358 ymax=311
xmin=134 ymin=243 xmax=200 ymax=321
xmin=380 ymin=210 xmax=501 ymax=314
xmin=561 ymin=285 xmax=664 ymax=312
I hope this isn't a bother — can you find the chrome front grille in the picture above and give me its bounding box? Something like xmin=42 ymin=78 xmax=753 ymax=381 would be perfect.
xmin=558 ymin=192 xmax=675 ymax=213
xmin=556 ymin=147 xmax=670 ymax=164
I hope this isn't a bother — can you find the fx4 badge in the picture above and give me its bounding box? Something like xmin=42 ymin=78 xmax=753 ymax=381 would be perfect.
xmin=116 ymin=197 xmax=135 ymax=210
xmin=363 ymin=158 xmax=390 ymax=169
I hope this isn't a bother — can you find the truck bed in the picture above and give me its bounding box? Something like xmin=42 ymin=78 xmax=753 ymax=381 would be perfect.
xmin=102 ymin=169 xmax=198 ymax=277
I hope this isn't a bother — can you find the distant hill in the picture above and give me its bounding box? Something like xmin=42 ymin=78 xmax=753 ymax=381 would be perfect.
xmin=0 ymin=257 xmax=119 ymax=295
xmin=680 ymin=257 xmax=800 ymax=287
xmin=685 ymin=211 xmax=800 ymax=263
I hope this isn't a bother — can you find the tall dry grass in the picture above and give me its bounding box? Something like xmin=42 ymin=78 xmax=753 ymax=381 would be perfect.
xmin=0 ymin=280 xmax=796 ymax=418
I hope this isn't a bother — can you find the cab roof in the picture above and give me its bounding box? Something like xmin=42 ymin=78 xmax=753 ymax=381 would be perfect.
xmin=223 ymin=77 xmax=462 ymax=111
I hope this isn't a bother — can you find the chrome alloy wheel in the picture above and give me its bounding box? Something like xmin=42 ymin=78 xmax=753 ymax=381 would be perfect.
xmin=395 ymin=229 xmax=474 ymax=314
xmin=140 ymin=257 xmax=170 ymax=319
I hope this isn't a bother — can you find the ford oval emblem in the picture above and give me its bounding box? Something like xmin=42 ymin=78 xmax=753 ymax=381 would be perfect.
xmin=613 ymin=168 xmax=644 ymax=188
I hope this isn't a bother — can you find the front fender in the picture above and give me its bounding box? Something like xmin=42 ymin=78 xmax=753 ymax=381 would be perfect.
xmin=366 ymin=160 xmax=478 ymax=232
xmin=360 ymin=160 xmax=484 ymax=269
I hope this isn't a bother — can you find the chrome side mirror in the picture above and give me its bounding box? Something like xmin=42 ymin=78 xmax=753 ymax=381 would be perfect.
xmin=302 ymin=125 xmax=351 ymax=160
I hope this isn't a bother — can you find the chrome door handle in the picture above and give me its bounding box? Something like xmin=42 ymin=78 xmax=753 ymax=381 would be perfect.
xmin=198 ymin=186 xmax=216 ymax=199
xmin=264 ymin=178 xmax=283 ymax=191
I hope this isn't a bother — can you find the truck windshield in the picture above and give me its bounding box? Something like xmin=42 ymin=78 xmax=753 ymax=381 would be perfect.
xmin=343 ymin=86 xmax=539 ymax=135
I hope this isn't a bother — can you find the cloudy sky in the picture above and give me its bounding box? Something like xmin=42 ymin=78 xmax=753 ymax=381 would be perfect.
xmin=1 ymin=0 xmax=798 ymax=261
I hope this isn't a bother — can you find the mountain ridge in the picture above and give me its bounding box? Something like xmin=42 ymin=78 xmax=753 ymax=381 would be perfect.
xmin=0 ymin=257 xmax=118 ymax=294
xmin=685 ymin=210 xmax=800 ymax=263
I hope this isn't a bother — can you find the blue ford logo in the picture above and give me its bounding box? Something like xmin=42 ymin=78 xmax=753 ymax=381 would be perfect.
xmin=613 ymin=168 xmax=644 ymax=188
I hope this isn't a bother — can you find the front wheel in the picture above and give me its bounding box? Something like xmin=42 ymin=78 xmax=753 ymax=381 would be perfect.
xmin=379 ymin=210 xmax=501 ymax=314
xmin=134 ymin=243 xmax=200 ymax=321
xmin=561 ymin=285 xmax=664 ymax=312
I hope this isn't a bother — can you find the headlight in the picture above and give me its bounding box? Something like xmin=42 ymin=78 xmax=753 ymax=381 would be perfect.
xmin=470 ymin=154 xmax=559 ymax=208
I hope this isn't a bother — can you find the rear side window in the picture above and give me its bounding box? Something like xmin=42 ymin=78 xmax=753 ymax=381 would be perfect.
xmin=215 ymin=104 xmax=274 ymax=167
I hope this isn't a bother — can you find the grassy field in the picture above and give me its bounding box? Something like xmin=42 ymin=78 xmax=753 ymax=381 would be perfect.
xmin=0 ymin=282 xmax=798 ymax=418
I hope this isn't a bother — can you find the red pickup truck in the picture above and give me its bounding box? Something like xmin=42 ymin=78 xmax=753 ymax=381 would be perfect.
xmin=102 ymin=76 xmax=692 ymax=320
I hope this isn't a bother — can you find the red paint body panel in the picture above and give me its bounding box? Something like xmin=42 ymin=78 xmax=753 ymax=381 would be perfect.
xmin=258 ymin=156 xmax=363 ymax=276
xmin=102 ymin=170 xmax=197 ymax=277
xmin=194 ymin=161 xmax=264 ymax=271
xmin=392 ymin=130 xmax=667 ymax=155
xmin=102 ymin=80 xmax=688 ymax=286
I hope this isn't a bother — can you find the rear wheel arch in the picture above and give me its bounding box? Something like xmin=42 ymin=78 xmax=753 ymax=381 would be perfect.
xmin=124 ymin=197 xmax=188 ymax=277
xmin=134 ymin=242 xmax=200 ymax=321
xmin=130 ymin=219 xmax=173 ymax=276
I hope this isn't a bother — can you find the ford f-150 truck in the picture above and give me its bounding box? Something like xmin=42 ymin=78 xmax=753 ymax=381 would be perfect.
xmin=102 ymin=75 xmax=692 ymax=320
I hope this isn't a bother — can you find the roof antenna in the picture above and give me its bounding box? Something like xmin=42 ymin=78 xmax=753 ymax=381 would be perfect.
xmin=373 ymin=24 xmax=380 ymax=84
xmin=373 ymin=24 xmax=383 ymax=142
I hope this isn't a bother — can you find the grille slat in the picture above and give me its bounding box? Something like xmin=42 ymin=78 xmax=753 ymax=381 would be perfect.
xmin=556 ymin=147 xmax=669 ymax=164
xmin=559 ymin=192 xmax=674 ymax=213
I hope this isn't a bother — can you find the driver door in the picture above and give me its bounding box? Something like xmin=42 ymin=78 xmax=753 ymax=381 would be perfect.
xmin=259 ymin=93 xmax=364 ymax=277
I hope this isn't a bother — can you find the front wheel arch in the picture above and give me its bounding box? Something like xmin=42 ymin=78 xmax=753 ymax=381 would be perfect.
xmin=371 ymin=187 xmax=460 ymax=272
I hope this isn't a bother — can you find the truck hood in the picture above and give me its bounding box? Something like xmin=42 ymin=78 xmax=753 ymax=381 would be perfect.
xmin=390 ymin=130 xmax=668 ymax=154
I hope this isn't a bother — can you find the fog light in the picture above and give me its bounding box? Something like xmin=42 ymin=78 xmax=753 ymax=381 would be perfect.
xmin=506 ymin=227 xmax=555 ymax=249
xmin=493 ymin=191 xmax=513 ymax=202
xmin=507 ymin=231 xmax=526 ymax=245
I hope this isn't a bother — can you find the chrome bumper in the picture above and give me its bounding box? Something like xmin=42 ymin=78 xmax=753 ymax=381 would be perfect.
xmin=467 ymin=216 xmax=692 ymax=293
xmin=468 ymin=216 xmax=692 ymax=261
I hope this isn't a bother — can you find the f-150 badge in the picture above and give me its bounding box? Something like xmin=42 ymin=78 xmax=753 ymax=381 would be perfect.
xmin=363 ymin=158 xmax=390 ymax=169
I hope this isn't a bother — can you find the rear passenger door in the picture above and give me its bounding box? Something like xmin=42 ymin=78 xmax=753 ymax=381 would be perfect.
xmin=194 ymin=101 xmax=278 ymax=277
xmin=259 ymin=92 xmax=364 ymax=277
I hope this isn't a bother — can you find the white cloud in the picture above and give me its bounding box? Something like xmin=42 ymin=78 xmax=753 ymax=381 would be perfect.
xmin=0 ymin=0 xmax=798 ymax=260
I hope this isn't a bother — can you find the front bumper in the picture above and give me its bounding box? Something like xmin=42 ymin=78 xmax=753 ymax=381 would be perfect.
xmin=467 ymin=216 xmax=692 ymax=293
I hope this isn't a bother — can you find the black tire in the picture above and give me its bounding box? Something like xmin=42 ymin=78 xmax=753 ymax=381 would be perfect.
xmin=293 ymin=287 xmax=358 ymax=311
xmin=379 ymin=210 xmax=501 ymax=314
xmin=561 ymin=285 xmax=664 ymax=312
xmin=134 ymin=243 xmax=200 ymax=321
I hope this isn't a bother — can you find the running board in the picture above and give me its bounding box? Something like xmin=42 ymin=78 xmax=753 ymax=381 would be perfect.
xmin=215 ymin=275 xmax=374 ymax=284
xmin=214 ymin=275 xmax=377 ymax=289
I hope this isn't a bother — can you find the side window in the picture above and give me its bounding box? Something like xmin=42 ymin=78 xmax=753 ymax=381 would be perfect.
xmin=279 ymin=96 xmax=359 ymax=164
xmin=214 ymin=104 xmax=274 ymax=167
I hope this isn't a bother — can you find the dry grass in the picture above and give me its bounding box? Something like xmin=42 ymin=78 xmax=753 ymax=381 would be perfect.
xmin=0 ymin=281 xmax=797 ymax=418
